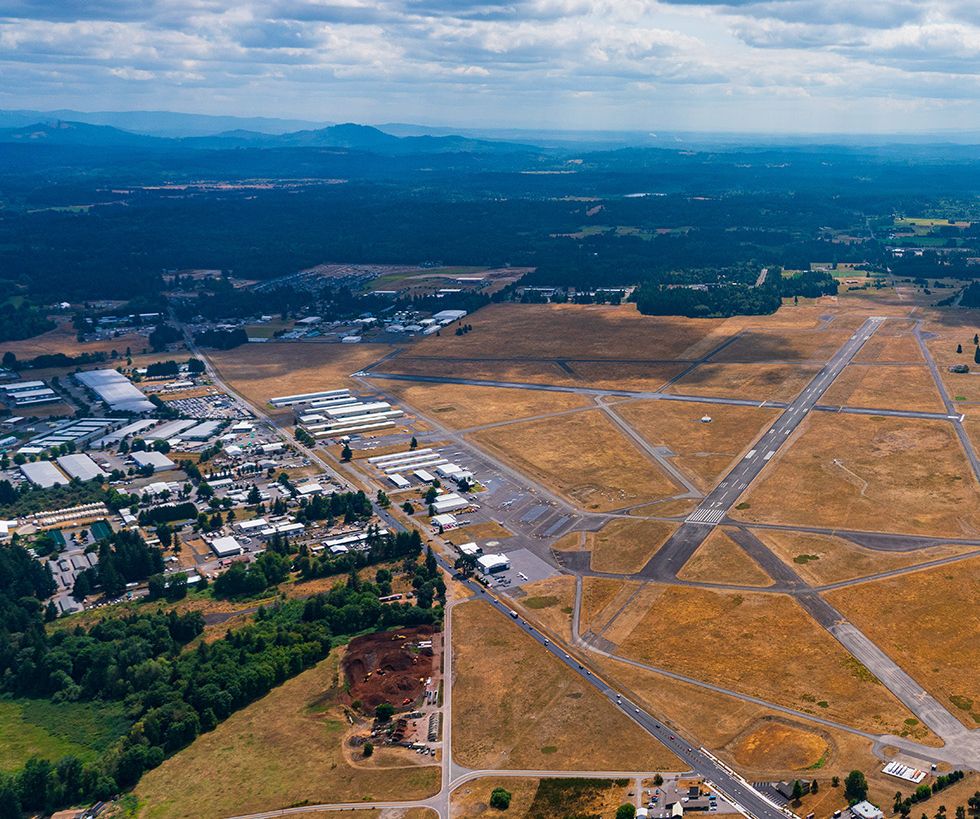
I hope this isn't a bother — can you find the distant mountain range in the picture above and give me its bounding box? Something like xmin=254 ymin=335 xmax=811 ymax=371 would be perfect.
xmin=0 ymin=119 xmax=537 ymax=155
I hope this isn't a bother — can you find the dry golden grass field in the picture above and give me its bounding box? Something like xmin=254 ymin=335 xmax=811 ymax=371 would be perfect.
xmin=728 ymin=719 xmax=830 ymax=771
xmin=205 ymin=342 xmax=389 ymax=417
xmin=667 ymin=363 xmax=819 ymax=402
xmin=676 ymin=529 xmax=774 ymax=587
xmin=449 ymin=520 xmax=514 ymax=541
xmin=820 ymin=364 xmax=945 ymax=412
xmin=0 ymin=319 xmax=147 ymax=359
xmin=588 ymin=518 xmax=678 ymax=574
xmin=615 ymin=585 xmax=920 ymax=734
xmin=564 ymin=360 xmax=687 ymax=392
xmin=731 ymin=414 xmax=980 ymax=537
xmin=513 ymin=575 xmax=577 ymax=642
xmin=712 ymin=326 xmax=859 ymax=363
xmin=469 ymin=410 xmax=679 ymax=512
xmin=614 ymin=399 xmax=778 ymax=490
xmin=136 ymin=651 xmax=438 ymax=819
xmin=578 ymin=578 xmax=635 ymax=635
xmin=375 ymin=356 xmax=580 ymax=387
xmin=853 ymin=334 xmax=924 ymax=364
xmin=826 ymin=557 xmax=980 ymax=728
xmin=450 ymin=776 xmax=630 ymax=819
xmin=451 ymin=600 xmax=682 ymax=771
xmin=757 ymin=530 xmax=978 ymax=586
xmin=379 ymin=381 xmax=591 ymax=429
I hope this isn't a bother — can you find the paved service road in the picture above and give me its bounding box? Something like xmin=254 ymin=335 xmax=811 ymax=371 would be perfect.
xmin=641 ymin=316 xmax=886 ymax=579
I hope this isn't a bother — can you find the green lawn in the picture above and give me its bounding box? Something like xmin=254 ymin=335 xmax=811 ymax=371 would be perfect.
xmin=0 ymin=697 xmax=131 ymax=771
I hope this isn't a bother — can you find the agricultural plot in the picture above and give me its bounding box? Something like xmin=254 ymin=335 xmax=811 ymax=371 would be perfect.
xmin=825 ymin=558 xmax=980 ymax=729
xmin=469 ymin=410 xmax=680 ymax=512
xmin=731 ymin=414 xmax=980 ymax=537
xmin=676 ymin=529 xmax=774 ymax=587
xmin=378 ymin=381 xmax=591 ymax=429
xmin=667 ymin=363 xmax=819 ymax=402
xmin=135 ymin=653 xmax=439 ymax=819
xmin=614 ymin=399 xmax=778 ymax=490
xmin=614 ymin=585 xmax=921 ymax=735
xmin=451 ymin=600 xmax=681 ymax=771
xmin=819 ymin=364 xmax=945 ymax=412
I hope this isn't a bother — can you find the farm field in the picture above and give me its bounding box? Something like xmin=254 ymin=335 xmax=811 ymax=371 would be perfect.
xmin=469 ymin=409 xmax=680 ymax=512
xmin=666 ymin=363 xmax=819 ymax=402
xmin=614 ymin=585 xmax=921 ymax=734
xmin=819 ymin=364 xmax=945 ymax=412
xmin=0 ymin=698 xmax=130 ymax=772
xmin=730 ymin=414 xmax=980 ymax=537
xmin=614 ymin=399 xmax=778 ymax=490
xmin=205 ymin=342 xmax=391 ymax=418
xmin=135 ymin=652 xmax=439 ymax=819
xmin=825 ymin=557 xmax=980 ymax=728
xmin=756 ymin=530 xmax=978 ymax=586
xmin=676 ymin=529 xmax=774 ymax=587
xmin=451 ymin=600 xmax=682 ymax=771
xmin=378 ymin=381 xmax=590 ymax=429
xmin=588 ymin=518 xmax=677 ymax=574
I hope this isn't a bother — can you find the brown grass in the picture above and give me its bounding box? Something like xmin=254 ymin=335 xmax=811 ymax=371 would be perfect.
xmin=731 ymin=414 xmax=980 ymax=537
xmin=450 ymin=777 xmax=629 ymax=819
xmin=712 ymin=327 xmax=858 ymax=363
xmin=0 ymin=319 xmax=146 ymax=359
xmin=513 ymin=575 xmax=577 ymax=643
xmin=588 ymin=518 xmax=678 ymax=574
xmin=853 ymin=334 xmax=924 ymax=364
xmin=614 ymin=399 xmax=779 ymax=490
xmin=450 ymin=520 xmax=514 ymax=541
xmin=135 ymin=652 xmax=439 ymax=819
xmin=757 ymin=530 xmax=979 ymax=586
xmin=820 ymin=364 xmax=945 ymax=412
xmin=452 ymin=600 xmax=682 ymax=771
xmin=205 ymin=342 xmax=392 ymax=419
xmin=564 ymin=361 xmax=687 ymax=392
xmin=667 ymin=363 xmax=820 ymax=402
xmin=677 ymin=529 xmax=774 ymax=587
xmin=614 ymin=585 xmax=922 ymax=734
xmin=825 ymin=557 xmax=980 ymax=729
xmin=375 ymin=357 xmax=579 ymax=387
xmin=728 ymin=719 xmax=829 ymax=771
xmin=469 ymin=410 xmax=680 ymax=512
xmin=579 ymin=578 xmax=632 ymax=635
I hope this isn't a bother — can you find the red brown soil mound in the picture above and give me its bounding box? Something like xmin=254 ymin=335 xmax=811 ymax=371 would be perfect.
xmin=342 ymin=625 xmax=436 ymax=710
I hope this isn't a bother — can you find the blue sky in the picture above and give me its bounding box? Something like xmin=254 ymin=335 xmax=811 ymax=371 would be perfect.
xmin=2 ymin=0 xmax=980 ymax=133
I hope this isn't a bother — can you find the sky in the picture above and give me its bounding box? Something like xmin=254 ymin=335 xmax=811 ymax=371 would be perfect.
xmin=3 ymin=0 xmax=980 ymax=133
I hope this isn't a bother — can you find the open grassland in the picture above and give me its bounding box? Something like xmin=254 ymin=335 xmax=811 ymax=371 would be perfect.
xmin=712 ymin=326 xmax=858 ymax=363
xmin=379 ymin=381 xmax=590 ymax=429
xmin=451 ymin=777 xmax=630 ymax=819
xmin=0 ymin=318 xmax=147 ymax=359
xmin=614 ymin=399 xmax=778 ymax=490
xmin=408 ymin=303 xmax=729 ymax=361
xmin=731 ymin=414 xmax=980 ymax=537
xmin=205 ymin=342 xmax=391 ymax=418
xmin=677 ymin=529 xmax=774 ymax=587
xmin=469 ymin=410 xmax=680 ymax=512
xmin=449 ymin=520 xmax=514 ymax=541
xmin=853 ymin=332 xmax=924 ymax=364
xmin=728 ymin=718 xmax=830 ymax=771
xmin=615 ymin=585 xmax=921 ymax=734
xmin=452 ymin=600 xmax=681 ymax=771
xmin=757 ymin=530 xmax=978 ymax=586
xmin=564 ymin=361 xmax=687 ymax=392
xmin=667 ymin=363 xmax=819 ymax=402
xmin=826 ymin=558 xmax=980 ymax=728
xmin=588 ymin=518 xmax=677 ymax=574
xmin=374 ymin=356 xmax=581 ymax=387
xmin=0 ymin=698 xmax=130 ymax=772
xmin=820 ymin=364 xmax=945 ymax=412
xmin=135 ymin=652 xmax=439 ymax=819
xmin=579 ymin=578 xmax=636 ymax=635
xmin=513 ymin=575 xmax=577 ymax=642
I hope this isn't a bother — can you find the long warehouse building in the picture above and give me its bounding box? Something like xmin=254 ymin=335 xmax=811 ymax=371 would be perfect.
xmin=75 ymin=369 xmax=156 ymax=413
xmin=20 ymin=461 xmax=70 ymax=488
xmin=56 ymin=454 xmax=108 ymax=481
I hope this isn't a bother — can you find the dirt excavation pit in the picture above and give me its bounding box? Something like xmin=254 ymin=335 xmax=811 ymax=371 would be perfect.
xmin=342 ymin=625 xmax=436 ymax=710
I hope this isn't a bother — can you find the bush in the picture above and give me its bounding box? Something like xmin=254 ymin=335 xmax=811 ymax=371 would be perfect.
xmin=489 ymin=787 xmax=512 ymax=810
xmin=374 ymin=703 xmax=395 ymax=722
xmin=617 ymin=805 xmax=637 ymax=819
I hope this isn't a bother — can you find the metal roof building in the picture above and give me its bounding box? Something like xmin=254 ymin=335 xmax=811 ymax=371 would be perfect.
xmin=75 ymin=369 xmax=156 ymax=413
xmin=56 ymin=454 xmax=108 ymax=482
xmin=131 ymin=451 xmax=177 ymax=472
xmin=210 ymin=536 xmax=243 ymax=557
xmin=20 ymin=461 xmax=69 ymax=488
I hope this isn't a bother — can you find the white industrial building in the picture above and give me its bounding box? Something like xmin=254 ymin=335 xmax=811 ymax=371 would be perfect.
xmin=476 ymin=553 xmax=510 ymax=575
xmin=431 ymin=493 xmax=470 ymax=514
xmin=30 ymin=418 xmax=117 ymax=449
xmin=130 ymin=451 xmax=177 ymax=472
xmin=20 ymin=461 xmax=69 ymax=488
xmin=90 ymin=419 xmax=157 ymax=447
xmin=56 ymin=454 xmax=107 ymax=482
xmin=211 ymin=535 xmax=243 ymax=557
xmin=75 ymin=369 xmax=156 ymax=413
xmin=388 ymin=473 xmax=410 ymax=489
xmin=431 ymin=513 xmax=458 ymax=530
xmin=270 ymin=388 xmax=350 ymax=408
xmin=457 ymin=542 xmax=482 ymax=557
xmin=180 ymin=420 xmax=222 ymax=441
xmin=143 ymin=419 xmax=198 ymax=440
xmin=414 ymin=469 xmax=436 ymax=483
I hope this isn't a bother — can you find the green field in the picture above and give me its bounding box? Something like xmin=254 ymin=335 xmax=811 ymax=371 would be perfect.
xmin=0 ymin=697 xmax=131 ymax=771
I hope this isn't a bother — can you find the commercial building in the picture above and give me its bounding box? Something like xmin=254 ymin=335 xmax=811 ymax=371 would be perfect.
xmin=56 ymin=454 xmax=108 ymax=482
xmin=20 ymin=461 xmax=69 ymax=488
xmin=211 ymin=536 xmax=243 ymax=558
xmin=388 ymin=474 xmax=410 ymax=489
xmin=30 ymin=418 xmax=117 ymax=449
xmin=851 ymin=803 xmax=884 ymax=819
xmin=476 ymin=553 xmax=510 ymax=575
xmin=180 ymin=420 xmax=222 ymax=441
xmin=270 ymin=388 xmax=350 ymax=408
xmin=75 ymin=369 xmax=156 ymax=413
xmin=430 ymin=513 xmax=458 ymax=530
xmin=431 ymin=493 xmax=470 ymax=514
xmin=130 ymin=451 xmax=177 ymax=472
